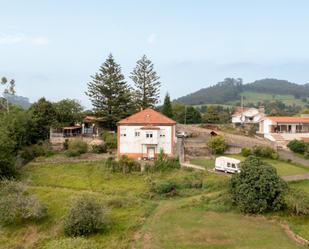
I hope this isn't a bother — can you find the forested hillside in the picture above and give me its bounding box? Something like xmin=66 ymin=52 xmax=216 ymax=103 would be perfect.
xmin=176 ymin=78 xmax=309 ymax=105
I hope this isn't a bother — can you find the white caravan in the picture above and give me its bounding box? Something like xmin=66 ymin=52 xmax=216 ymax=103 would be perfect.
xmin=215 ymin=156 xmax=241 ymax=173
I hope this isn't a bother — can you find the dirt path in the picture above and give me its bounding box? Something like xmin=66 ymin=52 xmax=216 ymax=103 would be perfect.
xmin=278 ymin=150 xmax=309 ymax=167
xmin=132 ymin=201 xmax=176 ymax=249
xmin=282 ymin=173 xmax=309 ymax=182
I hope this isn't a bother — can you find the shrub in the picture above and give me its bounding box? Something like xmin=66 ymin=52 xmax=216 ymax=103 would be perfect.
xmin=65 ymin=149 xmax=81 ymax=157
xmin=241 ymin=147 xmax=252 ymax=157
xmin=68 ymin=140 xmax=88 ymax=154
xmin=229 ymin=156 xmax=287 ymax=214
xmin=252 ymin=145 xmax=278 ymax=159
xmin=119 ymin=155 xmax=141 ymax=173
xmin=285 ymin=188 xmax=309 ymax=215
xmin=0 ymin=159 xmax=17 ymax=179
xmin=102 ymin=131 xmax=117 ymax=149
xmin=32 ymin=141 xmax=54 ymax=157
xmin=64 ymin=195 xmax=109 ymax=236
xmin=152 ymin=149 xmax=180 ymax=172
xmin=91 ymin=144 xmax=107 ymax=154
xmin=0 ymin=180 xmax=48 ymax=224
xmin=105 ymin=157 xmax=120 ymax=172
xmin=63 ymin=139 xmax=69 ymax=150
xmin=43 ymin=238 xmax=99 ymax=249
xmin=150 ymin=180 xmax=178 ymax=196
xmin=287 ymin=139 xmax=307 ymax=154
xmin=207 ymin=135 xmax=227 ymax=155
xmin=180 ymin=173 xmax=203 ymax=189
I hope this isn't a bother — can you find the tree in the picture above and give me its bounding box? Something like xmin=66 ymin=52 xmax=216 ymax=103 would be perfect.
xmin=162 ymin=93 xmax=173 ymax=118
xmin=86 ymin=54 xmax=133 ymax=129
xmin=28 ymin=98 xmax=57 ymax=142
xmin=130 ymin=55 xmax=161 ymax=109
xmin=53 ymin=99 xmax=83 ymax=126
xmin=229 ymin=156 xmax=287 ymax=214
xmin=207 ymin=135 xmax=227 ymax=155
xmin=1 ymin=77 xmax=16 ymax=112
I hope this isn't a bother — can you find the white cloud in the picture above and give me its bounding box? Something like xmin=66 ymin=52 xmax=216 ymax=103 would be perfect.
xmin=147 ymin=33 xmax=156 ymax=44
xmin=0 ymin=33 xmax=49 ymax=45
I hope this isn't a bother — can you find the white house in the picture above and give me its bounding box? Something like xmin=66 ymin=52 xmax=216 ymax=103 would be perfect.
xmin=117 ymin=108 xmax=177 ymax=159
xmin=232 ymin=107 xmax=265 ymax=126
xmin=259 ymin=116 xmax=309 ymax=142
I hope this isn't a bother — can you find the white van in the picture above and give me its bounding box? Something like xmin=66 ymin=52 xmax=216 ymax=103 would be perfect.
xmin=215 ymin=156 xmax=241 ymax=173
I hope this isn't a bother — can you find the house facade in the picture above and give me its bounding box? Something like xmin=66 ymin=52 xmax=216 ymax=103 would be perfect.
xmin=232 ymin=107 xmax=265 ymax=126
xmin=117 ymin=108 xmax=177 ymax=159
xmin=259 ymin=116 xmax=309 ymax=142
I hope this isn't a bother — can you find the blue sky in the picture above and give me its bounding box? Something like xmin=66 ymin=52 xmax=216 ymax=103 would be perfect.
xmin=1 ymin=0 xmax=309 ymax=108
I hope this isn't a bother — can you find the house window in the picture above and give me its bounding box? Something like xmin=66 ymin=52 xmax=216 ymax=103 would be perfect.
xmin=121 ymin=133 xmax=126 ymax=137
xmin=160 ymin=132 xmax=165 ymax=137
xmin=227 ymin=163 xmax=231 ymax=167
xmin=231 ymin=163 xmax=236 ymax=168
xmin=135 ymin=131 xmax=140 ymax=137
xmin=146 ymin=133 xmax=153 ymax=138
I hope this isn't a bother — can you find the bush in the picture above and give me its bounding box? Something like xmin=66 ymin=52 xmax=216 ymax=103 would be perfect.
xmin=287 ymin=139 xmax=307 ymax=154
xmin=252 ymin=145 xmax=278 ymax=159
xmin=179 ymin=172 xmax=203 ymax=189
xmin=65 ymin=149 xmax=81 ymax=157
xmin=0 ymin=180 xmax=48 ymax=224
xmin=91 ymin=144 xmax=107 ymax=154
xmin=43 ymin=238 xmax=99 ymax=249
xmin=150 ymin=180 xmax=178 ymax=196
xmin=64 ymin=195 xmax=109 ymax=236
xmin=68 ymin=140 xmax=88 ymax=154
xmin=152 ymin=149 xmax=180 ymax=172
xmin=285 ymin=188 xmax=309 ymax=215
xmin=229 ymin=156 xmax=287 ymax=214
xmin=241 ymin=147 xmax=252 ymax=157
xmin=119 ymin=155 xmax=141 ymax=173
xmin=102 ymin=131 xmax=117 ymax=150
xmin=207 ymin=136 xmax=227 ymax=155
xmin=0 ymin=159 xmax=17 ymax=179
xmin=63 ymin=139 xmax=69 ymax=150
xmin=32 ymin=141 xmax=54 ymax=157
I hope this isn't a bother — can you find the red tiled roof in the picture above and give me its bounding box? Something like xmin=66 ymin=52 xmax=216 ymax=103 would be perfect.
xmin=141 ymin=125 xmax=160 ymax=130
xmin=83 ymin=116 xmax=96 ymax=122
xmin=118 ymin=108 xmax=176 ymax=125
xmin=267 ymin=116 xmax=309 ymax=123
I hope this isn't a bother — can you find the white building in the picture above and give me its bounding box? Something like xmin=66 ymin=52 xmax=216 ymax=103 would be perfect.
xmin=117 ymin=108 xmax=177 ymax=159
xmin=259 ymin=116 xmax=309 ymax=142
xmin=232 ymin=107 xmax=265 ymax=126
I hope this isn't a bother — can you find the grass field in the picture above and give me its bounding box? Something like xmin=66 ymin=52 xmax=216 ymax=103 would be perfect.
xmin=191 ymin=155 xmax=309 ymax=177
xmin=228 ymin=91 xmax=308 ymax=107
xmin=0 ymin=159 xmax=308 ymax=248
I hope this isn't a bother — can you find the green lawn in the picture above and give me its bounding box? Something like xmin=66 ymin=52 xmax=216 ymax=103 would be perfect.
xmin=228 ymin=91 xmax=308 ymax=107
xmin=134 ymin=197 xmax=302 ymax=249
xmin=0 ymin=160 xmax=307 ymax=248
xmin=191 ymin=155 xmax=309 ymax=177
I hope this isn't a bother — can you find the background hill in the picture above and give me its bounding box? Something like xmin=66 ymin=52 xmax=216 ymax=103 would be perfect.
xmin=176 ymin=78 xmax=309 ymax=106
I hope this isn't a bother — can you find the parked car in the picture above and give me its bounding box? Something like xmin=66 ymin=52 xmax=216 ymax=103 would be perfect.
xmin=215 ymin=156 xmax=241 ymax=173
xmin=177 ymin=131 xmax=189 ymax=138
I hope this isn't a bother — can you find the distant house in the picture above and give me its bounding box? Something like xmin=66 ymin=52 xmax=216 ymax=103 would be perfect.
xmin=50 ymin=116 xmax=102 ymax=149
xmin=117 ymin=108 xmax=177 ymax=159
xmin=232 ymin=107 xmax=265 ymax=126
xmin=259 ymin=116 xmax=309 ymax=143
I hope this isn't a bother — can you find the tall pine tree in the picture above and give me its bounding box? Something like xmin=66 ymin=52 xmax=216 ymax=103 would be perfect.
xmin=130 ymin=55 xmax=161 ymax=109
xmin=86 ymin=54 xmax=133 ymax=129
xmin=162 ymin=93 xmax=173 ymax=118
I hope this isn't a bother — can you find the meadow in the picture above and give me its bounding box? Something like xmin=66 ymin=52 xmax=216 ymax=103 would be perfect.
xmin=0 ymin=158 xmax=308 ymax=249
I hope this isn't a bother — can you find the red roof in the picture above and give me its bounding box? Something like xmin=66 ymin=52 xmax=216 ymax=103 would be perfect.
xmin=118 ymin=108 xmax=176 ymax=125
xmin=267 ymin=116 xmax=309 ymax=123
xmin=141 ymin=125 xmax=160 ymax=130
xmin=83 ymin=116 xmax=97 ymax=122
